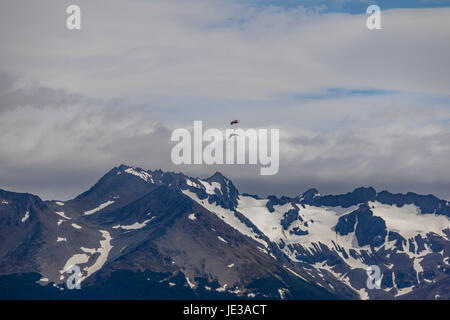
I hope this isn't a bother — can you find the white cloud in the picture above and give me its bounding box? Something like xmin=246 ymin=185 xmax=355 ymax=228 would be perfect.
xmin=0 ymin=1 xmax=449 ymax=99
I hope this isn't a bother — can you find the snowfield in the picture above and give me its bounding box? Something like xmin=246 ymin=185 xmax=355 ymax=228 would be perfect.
xmin=182 ymin=189 xmax=268 ymax=248
xmin=124 ymin=167 xmax=154 ymax=183
xmin=369 ymin=201 xmax=450 ymax=239
xmin=58 ymin=230 xmax=113 ymax=283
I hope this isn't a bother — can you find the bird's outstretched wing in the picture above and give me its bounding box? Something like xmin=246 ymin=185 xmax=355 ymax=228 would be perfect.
xmin=230 ymin=120 xmax=239 ymax=125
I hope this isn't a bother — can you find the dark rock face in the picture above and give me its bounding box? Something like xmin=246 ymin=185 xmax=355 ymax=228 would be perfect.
xmin=335 ymin=205 xmax=387 ymax=247
xmin=204 ymin=172 xmax=240 ymax=210
xmin=303 ymin=187 xmax=377 ymax=208
xmin=290 ymin=227 xmax=308 ymax=236
xmin=353 ymin=206 xmax=387 ymax=247
xmin=335 ymin=210 xmax=357 ymax=236
xmin=376 ymin=191 xmax=450 ymax=217
xmin=300 ymin=188 xmax=319 ymax=203
xmin=0 ymin=189 xmax=47 ymax=274
xmin=281 ymin=208 xmax=300 ymax=231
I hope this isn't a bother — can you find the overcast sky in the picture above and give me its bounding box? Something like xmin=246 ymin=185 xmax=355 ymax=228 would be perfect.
xmin=0 ymin=0 xmax=449 ymax=200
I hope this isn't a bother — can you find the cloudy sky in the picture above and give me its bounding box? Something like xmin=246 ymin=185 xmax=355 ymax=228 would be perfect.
xmin=0 ymin=0 xmax=449 ymax=200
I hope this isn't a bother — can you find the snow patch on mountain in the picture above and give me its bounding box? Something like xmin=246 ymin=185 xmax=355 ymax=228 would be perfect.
xmin=81 ymin=247 xmax=97 ymax=254
xmin=81 ymin=230 xmax=113 ymax=281
xmin=198 ymin=180 xmax=221 ymax=195
xmin=393 ymin=272 xmax=415 ymax=297
xmin=236 ymin=196 xmax=286 ymax=241
xmin=369 ymin=201 xmax=450 ymax=239
xmin=237 ymin=195 xmax=363 ymax=264
xmin=186 ymin=178 xmax=201 ymax=189
xmin=216 ymin=283 xmax=228 ymax=292
xmin=278 ymin=288 xmax=288 ymax=299
xmin=182 ymin=189 xmax=268 ymax=248
xmin=217 ymin=236 xmax=228 ymax=244
xmin=283 ymin=266 xmax=308 ymax=282
xmin=413 ymin=258 xmax=424 ymax=283
xmin=112 ymin=218 xmax=154 ymax=230
xmin=58 ymin=230 xmax=112 ymax=284
xmin=124 ymin=167 xmax=154 ymax=183
xmin=83 ymin=200 xmax=114 ymax=216
xmin=185 ymin=276 xmax=196 ymax=289
xmin=61 ymin=254 xmax=90 ymax=274
xmin=21 ymin=211 xmax=30 ymax=223
xmin=55 ymin=211 xmax=71 ymax=220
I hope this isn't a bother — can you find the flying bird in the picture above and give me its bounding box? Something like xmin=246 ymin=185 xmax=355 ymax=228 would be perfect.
xmin=230 ymin=120 xmax=239 ymax=125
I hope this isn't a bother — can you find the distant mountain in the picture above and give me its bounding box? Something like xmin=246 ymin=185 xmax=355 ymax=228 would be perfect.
xmin=0 ymin=165 xmax=449 ymax=299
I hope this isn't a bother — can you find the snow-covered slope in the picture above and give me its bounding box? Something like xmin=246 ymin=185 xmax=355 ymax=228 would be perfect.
xmin=178 ymin=172 xmax=450 ymax=300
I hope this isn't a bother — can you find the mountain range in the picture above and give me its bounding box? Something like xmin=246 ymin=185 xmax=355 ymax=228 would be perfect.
xmin=0 ymin=164 xmax=449 ymax=299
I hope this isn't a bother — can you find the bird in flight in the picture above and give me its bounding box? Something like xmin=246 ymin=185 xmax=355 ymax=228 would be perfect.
xmin=230 ymin=120 xmax=239 ymax=125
